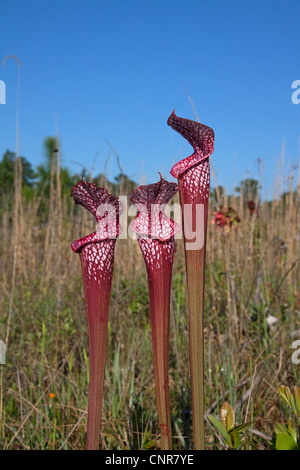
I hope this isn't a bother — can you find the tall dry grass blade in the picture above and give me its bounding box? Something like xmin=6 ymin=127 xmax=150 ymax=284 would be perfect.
xmin=3 ymin=56 xmax=22 ymax=349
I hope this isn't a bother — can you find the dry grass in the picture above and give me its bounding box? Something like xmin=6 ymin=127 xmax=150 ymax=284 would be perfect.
xmin=0 ymin=151 xmax=299 ymax=450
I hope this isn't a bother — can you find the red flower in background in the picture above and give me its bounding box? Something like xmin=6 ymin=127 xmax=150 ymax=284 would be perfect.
xmin=247 ymin=200 xmax=258 ymax=216
xmin=211 ymin=206 xmax=241 ymax=232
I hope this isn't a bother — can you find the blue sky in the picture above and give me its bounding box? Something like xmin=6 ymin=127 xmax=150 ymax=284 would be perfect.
xmin=0 ymin=0 xmax=299 ymax=198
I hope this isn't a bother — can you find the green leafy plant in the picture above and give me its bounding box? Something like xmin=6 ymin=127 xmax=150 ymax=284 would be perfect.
xmin=272 ymin=385 xmax=300 ymax=450
xmin=208 ymin=402 xmax=249 ymax=449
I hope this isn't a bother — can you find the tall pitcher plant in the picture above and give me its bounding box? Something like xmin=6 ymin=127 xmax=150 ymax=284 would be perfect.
xmin=130 ymin=174 xmax=180 ymax=449
xmin=71 ymin=180 xmax=122 ymax=450
xmin=71 ymin=109 xmax=214 ymax=451
xmin=168 ymin=110 xmax=215 ymax=450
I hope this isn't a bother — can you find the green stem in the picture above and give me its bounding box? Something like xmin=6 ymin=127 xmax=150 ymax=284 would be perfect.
xmin=185 ymin=248 xmax=206 ymax=449
xmin=79 ymin=245 xmax=114 ymax=450
xmin=147 ymin=244 xmax=172 ymax=450
xmin=180 ymin=180 xmax=208 ymax=450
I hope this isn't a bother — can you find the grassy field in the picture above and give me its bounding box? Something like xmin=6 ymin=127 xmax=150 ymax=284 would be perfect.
xmin=0 ymin=152 xmax=299 ymax=450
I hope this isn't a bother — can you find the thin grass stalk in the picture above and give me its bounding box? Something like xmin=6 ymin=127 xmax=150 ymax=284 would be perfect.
xmin=42 ymin=147 xmax=56 ymax=285
xmin=2 ymin=56 xmax=22 ymax=349
xmin=54 ymin=142 xmax=62 ymax=370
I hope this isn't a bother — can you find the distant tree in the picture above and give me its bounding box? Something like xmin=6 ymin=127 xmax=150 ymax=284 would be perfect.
xmin=35 ymin=137 xmax=58 ymax=190
xmin=280 ymin=190 xmax=297 ymax=208
xmin=91 ymin=173 xmax=108 ymax=187
xmin=210 ymin=185 xmax=226 ymax=205
xmin=35 ymin=137 xmax=75 ymax=198
xmin=0 ymin=150 xmax=36 ymax=197
xmin=235 ymin=178 xmax=261 ymax=202
xmin=113 ymin=173 xmax=137 ymax=194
